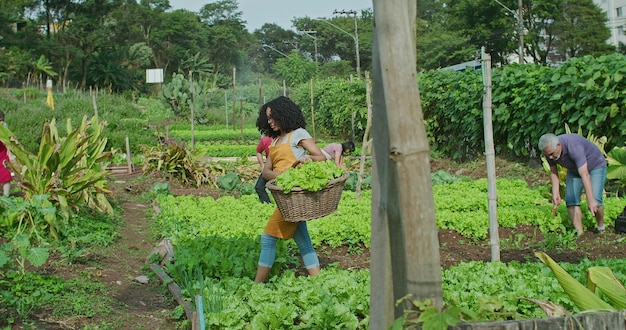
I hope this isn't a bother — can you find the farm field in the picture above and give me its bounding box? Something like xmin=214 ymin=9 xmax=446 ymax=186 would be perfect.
xmin=13 ymin=155 xmax=624 ymax=329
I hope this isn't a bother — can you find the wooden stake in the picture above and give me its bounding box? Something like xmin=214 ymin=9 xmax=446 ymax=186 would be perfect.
xmin=370 ymin=0 xmax=443 ymax=327
xmin=310 ymin=78 xmax=315 ymax=140
xmin=125 ymin=136 xmax=132 ymax=173
xmin=356 ymin=72 xmax=373 ymax=200
xmin=481 ymin=49 xmax=501 ymax=261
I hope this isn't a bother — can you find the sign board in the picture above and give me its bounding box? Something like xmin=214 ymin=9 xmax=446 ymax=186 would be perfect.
xmin=146 ymin=69 xmax=164 ymax=83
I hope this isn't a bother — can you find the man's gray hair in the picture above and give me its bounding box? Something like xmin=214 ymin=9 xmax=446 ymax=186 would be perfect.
xmin=538 ymin=133 xmax=559 ymax=151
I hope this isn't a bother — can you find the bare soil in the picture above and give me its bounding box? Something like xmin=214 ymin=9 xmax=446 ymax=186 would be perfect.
xmin=10 ymin=156 xmax=626 ymax=329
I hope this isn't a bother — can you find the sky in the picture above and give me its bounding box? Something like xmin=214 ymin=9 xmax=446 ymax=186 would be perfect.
xmin=168 ymin=0 xmax=372 ymax=32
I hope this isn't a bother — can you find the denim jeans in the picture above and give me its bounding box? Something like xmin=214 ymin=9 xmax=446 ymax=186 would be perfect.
xmin=258 ymin=222 xmax=319 ymax=269
xmin=255 ymin=175 xmax=271 ymax=203
xmin=565 ymin=167 xmax=606 ymax=206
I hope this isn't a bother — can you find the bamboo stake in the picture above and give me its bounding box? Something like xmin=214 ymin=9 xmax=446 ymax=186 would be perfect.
xmin=92 ymin=93 xmax=98 ymax=118
xmin=125 ymin=136 xmax=132 ymax=173
xmin=481 ymin=48 xmax=500 ymax=261
xmin=189 ymin=70 xmax=195 ymax=151
xmin=232 ymin=67 xmax=236 ymax=131
xmin=310 ymin=78 xmax=315 ymax=140
xmin=356 ymin=72 xmax=373 ymax=200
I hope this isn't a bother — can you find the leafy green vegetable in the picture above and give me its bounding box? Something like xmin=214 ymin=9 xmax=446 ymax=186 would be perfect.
xmin=275 ymin=160 xmax=345 ymax=193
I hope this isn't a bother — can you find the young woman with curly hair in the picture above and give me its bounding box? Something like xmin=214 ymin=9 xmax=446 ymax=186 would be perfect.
xmin=253 ymin=96 xmax=326 ymax=283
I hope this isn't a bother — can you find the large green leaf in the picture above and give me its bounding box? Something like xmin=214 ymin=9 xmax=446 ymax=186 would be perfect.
xmin=535 ymin=252 xmax=614 ymax=311
xmin=26 ymin=247 xmax=50 ymax=268
xmin=0 ymin=115 xmax=112 ymax=240
xmin=607 ymin=147 xmax=626 ymax=180
xmin=587 ymin=266 xmax=626 ymax=310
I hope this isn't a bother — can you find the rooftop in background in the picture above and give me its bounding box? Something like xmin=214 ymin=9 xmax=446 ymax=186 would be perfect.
xmin=441 ymin=60 xmax=482 ymax=72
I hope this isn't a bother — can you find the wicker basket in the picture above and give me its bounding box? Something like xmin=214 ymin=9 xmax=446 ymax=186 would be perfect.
xmin=266 ymin=173 xmax=350 ymax=222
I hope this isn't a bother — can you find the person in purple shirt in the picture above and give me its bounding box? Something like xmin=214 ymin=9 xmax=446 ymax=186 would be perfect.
xmin=538 ymin=133 xmax=607 ymax=235
xmin=321 ymin=141 xmax=355 ymax=168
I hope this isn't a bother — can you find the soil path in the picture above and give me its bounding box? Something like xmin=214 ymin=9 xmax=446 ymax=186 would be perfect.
xmin=101 ymin=171 xmax=177 ymax=329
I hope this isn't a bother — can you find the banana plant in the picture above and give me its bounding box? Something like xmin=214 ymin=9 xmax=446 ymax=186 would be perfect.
xmin=533 ymin=251 xmax=626 ymax=313
xmin=606 ymin=146 xmax=626 ymax=192
xmin=33 ymin=54 xmax=57 ymax=78
xmin=0 ymin=116 xmax=113 ymax=239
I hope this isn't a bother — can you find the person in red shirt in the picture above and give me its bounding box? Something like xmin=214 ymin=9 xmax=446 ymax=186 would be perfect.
xmin=0 ymin=111 xmax=12 ymax=196
xmin=255 ymin=133 xmax=273 ymax=203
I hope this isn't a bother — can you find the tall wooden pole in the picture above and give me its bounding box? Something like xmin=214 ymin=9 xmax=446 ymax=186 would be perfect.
xmin=370 ymin=0 xmax=443 ymax=328
xmin=188 ymin=70 xmax=195 ymax=151
xmin=258 ymin=77 xmax=263 ymax=109
xmin=224 ymin=90 xmax=229 ymax=130
xmin=240 ymin=98 xmax=244 ymax=138
xmin=310 ymin=78 xmax=315 ymax=140
xmin=232 ymin=67 xmax=236 ymax=131
xmin=482 ymin=48 xmax=500 ymax=261
xmin=518 ymin=0 xmax=524 ymax=63
xmin=356 ymin=72 xmax=372 ymax=200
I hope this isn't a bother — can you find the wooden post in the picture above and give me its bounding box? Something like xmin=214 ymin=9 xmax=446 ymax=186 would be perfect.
xmin=225 ymin=90 xmax=229 ymax=130
xmin=356 ymin=72 xmax=373 ymax=200
xmin=240 ymin=98 xmax=244 ymax=138
xmin=350 ymin=74 xmax=356 ymax=143
xmin=310 ymin=78 xmax=315 ymax=140
xmin=370 ymin=0 xmax=443 ymax=328
xmin=125 ymin=136 xmax=132 ymax=173
xmin=232 ymin=67 xmax=236 ymax=131
xmin=258 ymin=77 xmax=263 ymax=109
xmin=481 ymin=49 xmax=500 ymax=261
xmin=150 ymin=264 xmax=195 ymax=323
xmin=92 ymin=93 xmax=98 ymax=118
xmin=195 ymin=295 xmax=205 ymax=330
xmin=189 ymin=70 xmax=195 ymax=151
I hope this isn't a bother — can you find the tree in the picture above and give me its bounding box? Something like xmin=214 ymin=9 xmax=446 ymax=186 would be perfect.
xmin=0 ymin=0 xmax=45 ymax=83
xmin=54 ymin=0 xmax=117 ymax=88
xmin=416 ymin=19 xmax=477 ymax=70
xmin=272 ymin=51 xmax=316 ymax=86
xmin=415 ymin=1 xmax=477 ymax=70
xmin=252 ymin=23 xmax=298 ymax=73
xmin=552 ymin=0 xmax=614 ymax=61
xmin=199 ymin=0 xmax=251 ymax=78
xmin=522 ymin=0 xmax=562 ymax=65
xmin=444 ymin=0 xmax=516 ymax=65
xmin=293 ymin=10 xmax=374 ymax=77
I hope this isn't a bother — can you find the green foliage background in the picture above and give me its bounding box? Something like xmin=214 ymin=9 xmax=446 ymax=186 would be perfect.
xmin=0 ymin=90 xmax=166 ymax=154
xmin=3 ymin=53 xmax=626 ymax=164
xmin=420 ymin=53 xmax=626 ymax=160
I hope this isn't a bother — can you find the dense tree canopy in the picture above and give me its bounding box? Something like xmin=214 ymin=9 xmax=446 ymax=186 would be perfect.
xmin=0 ymin=0 xmax=617 ymax=91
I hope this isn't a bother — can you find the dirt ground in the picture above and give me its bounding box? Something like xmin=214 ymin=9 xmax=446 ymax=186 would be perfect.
xmin=14 ymin=156 xmax=626 ymax=329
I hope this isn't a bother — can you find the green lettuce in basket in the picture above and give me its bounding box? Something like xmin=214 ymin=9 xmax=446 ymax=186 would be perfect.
xmin=275 ymin=160 xmax=345 ymax=194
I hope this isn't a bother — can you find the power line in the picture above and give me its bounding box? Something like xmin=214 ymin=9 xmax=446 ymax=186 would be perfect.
xmin=333 ymin=9 xmax=361 ymax=78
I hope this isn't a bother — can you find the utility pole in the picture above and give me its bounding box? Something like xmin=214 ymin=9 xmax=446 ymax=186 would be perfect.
xmin=299 ymin=30 xmax=318 ymax=65
xmin=333 ymin=9 xmax=361 ymax=78
xmin=261 ymin=44 xmax=288 ymax=57
xmin=495 ymin=0 xmax=524 ymax=63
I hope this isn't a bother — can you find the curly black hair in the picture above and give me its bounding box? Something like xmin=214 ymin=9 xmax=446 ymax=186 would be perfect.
xmin=256 ymin=96 xmax=306 ymax=138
